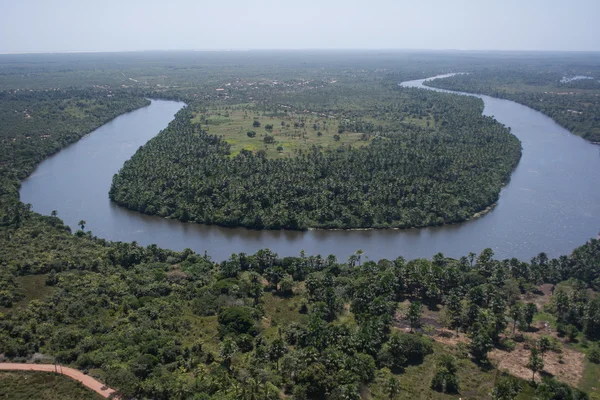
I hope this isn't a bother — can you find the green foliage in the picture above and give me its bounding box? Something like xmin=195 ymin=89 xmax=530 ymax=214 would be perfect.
xmin=588 ymin=344 xmax=600 ymax=364
xmin=406 ymin=301 xmax=423 ymax=332
xmin=431 ymin=354 xmax=459 ymax=393
xmin=536 ymin=377 xmax=590 ymax=400
xmin=527 ymin=347 xmax=545 ymax=382
xmin=0 ymin=371 xmax=103 ymax=400
xmin=217 ymin=306 xmax=257 ymax=336
xmin=109 ymin=84 xmax=521 ymax=230
xmin=1 ymin=52 xmax=599 ymax=400
xmin=492 ymin=374 xmax=522 ymax=400
xmin=427 ymin=69 xmax=600 ymax=143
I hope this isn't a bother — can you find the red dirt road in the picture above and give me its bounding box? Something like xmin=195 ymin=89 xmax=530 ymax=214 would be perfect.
xmin=0 ymin=363 xmax=117 ymax=398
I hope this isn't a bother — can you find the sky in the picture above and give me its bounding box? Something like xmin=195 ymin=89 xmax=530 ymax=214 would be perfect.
xmin=1 ymin=0 xmax=599 ymax=53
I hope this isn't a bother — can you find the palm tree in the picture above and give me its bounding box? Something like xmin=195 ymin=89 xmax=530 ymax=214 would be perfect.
xmin=527 ymin=348 xmax=544 ymax=383
xmin=78 ymin=220 xmax=86 ymax=231
xmin=388 ymin=376 xmax=401 ymax=399
xmin=356 ymin=249 xmax=364 ymax=266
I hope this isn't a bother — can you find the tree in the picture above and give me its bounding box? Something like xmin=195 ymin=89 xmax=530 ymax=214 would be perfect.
xmin=130 ymin=354 xmax=158 ymax=379
xmin=587 ymin=344 xmax=600 ymax=364
xmin=333 ymin=134 xmax=340 ymax=141
xmin=509 ymin=303 xmax=523 ymax=335
xmin=252 ymin=120 xmax=261 ymax=127
xmin=220 ymin=338 xmax=238 ymax=372
xmin=583 ymin=297 xmax=600 ymax=340
xmin=248 ymin=272 xmax=263 ymax=305
xmin=527 ymin=347 xmax=544 ymax=383
xmin=445 ymin=291 xmax=463 ymax=333
xmin=218 ymin=306 xmax=257 ymax=336
xmin=263 ymin=135 xmax=275 ymax=144
xmin=523 ymin=303 xmax=538 ymax=330
xmin=491 ymin=375 xmax=522 ymax=400
xmin=277 ymin=146 xmax=283 ymax=153
xmin=51 ymin=210 xmax=57 ymax=217
xmin=538 ymin=336 xmax=551 ymax=361
xmin=431 ymin=354 xmax=459 ymax=393
xmin=269 ymin=339 xmax=288 ymax=370
xmin=355 ymin=249 xmax=364 ymax=266
xmin=265 ymin=124 xmax=273 ymax=132
xmin=387 ymin=376 xmax=401 ymax=399
xmin=247 ymin=130 xmax=256 ymax=138
xmin=470 ymin=329 xmax=493 ymax=363
xmin=405 ymin=301 xmax=423 ymax=332
xmin=265 ymin=267 xmax=284 ymax=292
xmin=78 ymin=220 xmax=86 ymax=231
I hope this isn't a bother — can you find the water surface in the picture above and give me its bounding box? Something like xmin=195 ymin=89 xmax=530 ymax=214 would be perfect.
xmin=20 ymin=82 xmax=600 ymax=261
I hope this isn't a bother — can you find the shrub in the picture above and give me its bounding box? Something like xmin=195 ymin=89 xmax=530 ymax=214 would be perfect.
xmin=588 ymin=345 xmax=600 ymax=364
xmin=218 ymin=306 xmax=257 ymax=336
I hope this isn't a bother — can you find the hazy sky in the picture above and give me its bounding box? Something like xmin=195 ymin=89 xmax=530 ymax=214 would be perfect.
xmin=1 ymin=0 xmax=599 ymax=53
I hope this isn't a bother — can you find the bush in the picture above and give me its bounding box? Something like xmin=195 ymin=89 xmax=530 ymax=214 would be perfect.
xmin=588 ymin=345 xmax=600 ymax=364
xmin=380 ymin=333 xmax=433 ymax=370
xmin=235 ymin=334 xmax=255 ymax=353
xmin=431 ymin=354 xmax=459 ymax=393
xmin=264 ymin=135 xmax=275 ymax=144
xmin=191 ymin=288 xmax=218 ymax=316
xmin=213 ymin=278 xmax=240 ymax=295
xmin=218 ymin=306 xmax=257 ymax=336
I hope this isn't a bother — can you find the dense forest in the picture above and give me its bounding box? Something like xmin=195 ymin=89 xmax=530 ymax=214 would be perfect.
xmin=0 ymin=51 xmax=599 ymax=399
xmin=425 ymin=70 xmax=600 ymax=143
xmin=0 ymin=206 xmax=599 ymax=399
xmin=109 ymin=81 xmax=522 ymax=230
xmin=0 ymin=88 xmax=149 ymax=200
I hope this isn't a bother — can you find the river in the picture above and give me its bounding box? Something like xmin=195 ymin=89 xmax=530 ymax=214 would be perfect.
xmin=19 ymin=78 xmax=600 ymax=262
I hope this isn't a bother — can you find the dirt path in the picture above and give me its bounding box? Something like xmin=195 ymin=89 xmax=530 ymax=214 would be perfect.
xmin=0 ymin=363 xmax=117 ymax=398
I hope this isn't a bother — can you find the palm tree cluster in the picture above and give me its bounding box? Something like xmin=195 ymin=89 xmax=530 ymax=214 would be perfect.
xmin=110 ymin=86 xmax=521 ymax=230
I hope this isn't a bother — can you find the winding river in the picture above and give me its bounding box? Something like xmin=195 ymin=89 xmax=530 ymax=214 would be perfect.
xmin=20 ymin=78 xmax=600 ymax=262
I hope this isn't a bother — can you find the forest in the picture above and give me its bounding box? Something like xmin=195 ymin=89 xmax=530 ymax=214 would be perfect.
xmin=425 ymin=69 xmax=600 ymax=143
xmin=0 ymin=51 xmax=599 ymax=399
xmin=109 ymin=77 xmax=522 ymax=230
xmin=0 ymin=205 xmax=599 ymax=399
xmin=0 ymin=88 xmax=149 ymax=200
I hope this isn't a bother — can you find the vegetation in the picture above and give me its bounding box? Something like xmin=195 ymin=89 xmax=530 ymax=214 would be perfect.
xmin=0 ymin=51 xmax=599 ymax=399
xmin=109 ymin=81 xmax=521 ymax=230
xmin=1 ymin=193 xmax=600 ymax=398
xmin=0 ymin=371 xmax=102 ymax=400
xmin=426 ymin=69 xmax=600 ymax=143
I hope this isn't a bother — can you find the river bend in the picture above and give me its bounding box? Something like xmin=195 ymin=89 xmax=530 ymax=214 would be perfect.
xmin=20 ymin=80 xmax=600 ymax=261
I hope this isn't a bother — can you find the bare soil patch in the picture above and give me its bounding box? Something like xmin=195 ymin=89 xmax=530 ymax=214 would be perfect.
xmin=489 ymin=343 xmax=584 ymax=387
xmin=522 ymin=283 xmax=554 ymax=309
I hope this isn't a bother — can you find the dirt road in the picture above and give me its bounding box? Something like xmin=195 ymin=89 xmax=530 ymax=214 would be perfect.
xmin=0 ymin=363 xmax=117 ymax=398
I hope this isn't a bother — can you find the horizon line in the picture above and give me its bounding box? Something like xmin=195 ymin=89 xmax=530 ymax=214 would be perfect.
xmin=2 ymin=48 xmax=600 ymax=56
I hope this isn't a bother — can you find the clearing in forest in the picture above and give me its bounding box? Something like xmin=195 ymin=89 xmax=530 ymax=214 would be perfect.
xmin=191 ymin=105 xmax=375 ymax=158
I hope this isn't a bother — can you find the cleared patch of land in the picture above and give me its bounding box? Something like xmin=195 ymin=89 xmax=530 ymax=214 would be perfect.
xmin=192 ymin=105 xmax=374 ymax=158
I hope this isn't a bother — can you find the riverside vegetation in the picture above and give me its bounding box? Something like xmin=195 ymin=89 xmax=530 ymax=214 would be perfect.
xmin=425 ymin=68 xmax=600 ymax=143
xmin=109 ymin=77 xmax=522 ymax=230
xmin=0 ymin=51 xmax=599 ymax=399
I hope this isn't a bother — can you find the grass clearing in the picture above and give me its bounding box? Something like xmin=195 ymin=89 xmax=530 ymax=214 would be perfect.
xmin=184 ymin=314 xmax=221 ymax=354
xmin=261 ymin=291 xmax=308 ymax=339
xmin=192 ymin=104 xmax=374 ymax=159
xmin=579 ymin=359 xmax=600 ymax=396
xmin=0 ymin=275 xmax=55 ymax=313
xmin=367 ymin=341 xmax=510 ymax=399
